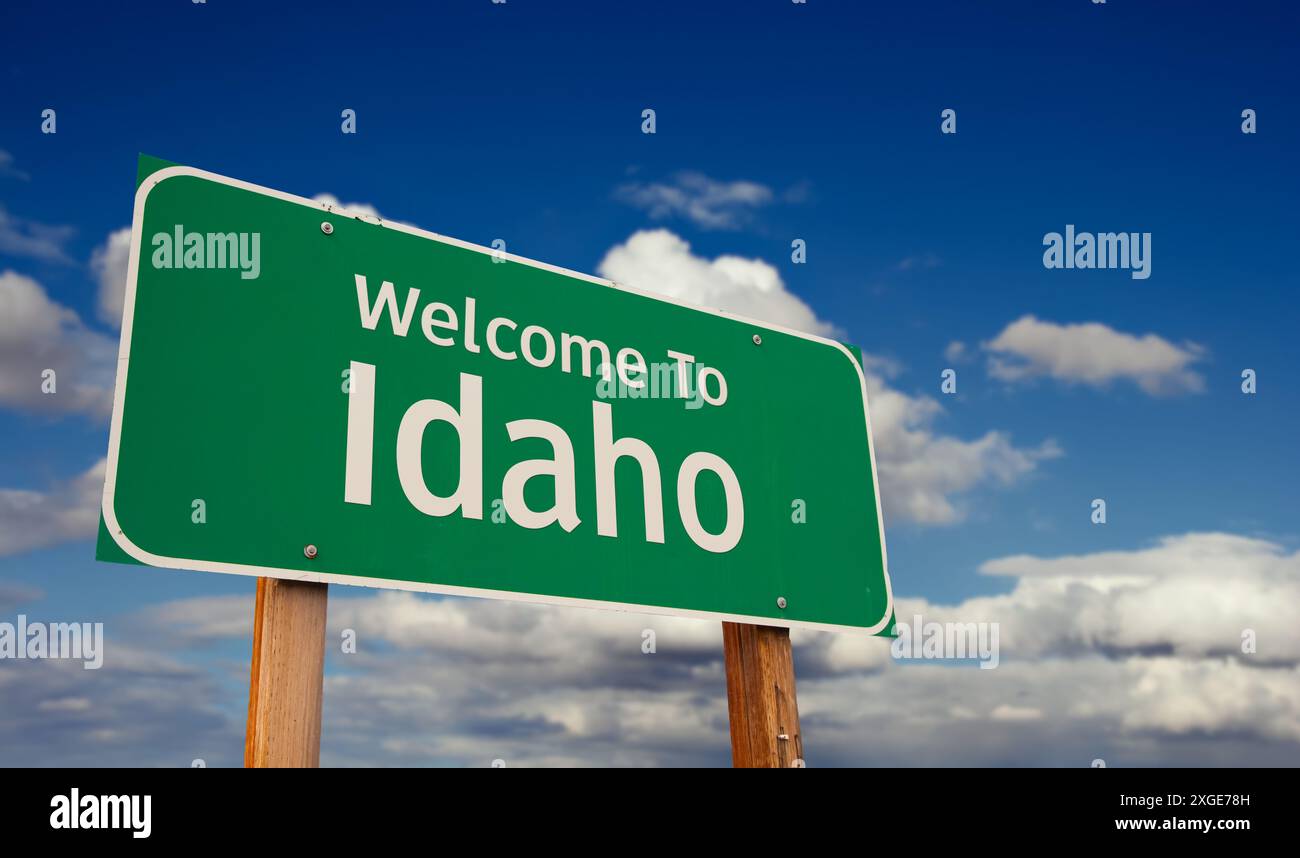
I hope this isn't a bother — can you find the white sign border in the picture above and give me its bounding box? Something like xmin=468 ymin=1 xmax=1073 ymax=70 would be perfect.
xmin=102 ymin=164 xmax=895 ymax=636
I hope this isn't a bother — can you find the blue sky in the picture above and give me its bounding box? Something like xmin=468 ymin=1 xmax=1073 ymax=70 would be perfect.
xmin=1 ymin=0 xmax=1298 ymax=767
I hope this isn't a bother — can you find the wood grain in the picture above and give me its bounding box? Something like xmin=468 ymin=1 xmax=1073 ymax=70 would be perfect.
xmin=722 ymin=621 xmax=803 ymax=768
xmin=244 ymin=577 xmax=329 ymax=768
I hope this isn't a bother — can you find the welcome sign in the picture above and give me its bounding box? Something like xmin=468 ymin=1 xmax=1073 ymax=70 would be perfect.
xmin=97 ymin=160 xmax=894 ymax=633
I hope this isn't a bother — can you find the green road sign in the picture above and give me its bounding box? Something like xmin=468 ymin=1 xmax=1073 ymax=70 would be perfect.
xmin=98 ymin=160 xmax=894 ymax=633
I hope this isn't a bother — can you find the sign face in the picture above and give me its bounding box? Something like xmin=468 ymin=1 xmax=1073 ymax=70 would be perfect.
xmin=98 ymin=162 xmax=893 ymax=633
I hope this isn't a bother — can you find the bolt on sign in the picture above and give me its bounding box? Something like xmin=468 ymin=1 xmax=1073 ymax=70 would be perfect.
xmin=98 ymin=158 xmax=895 ymax=634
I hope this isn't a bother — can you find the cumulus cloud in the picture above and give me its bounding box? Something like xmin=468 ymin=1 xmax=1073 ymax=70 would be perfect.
xmin=863 ymin=364 xmax=1061 ymax=523
xmin=970 ymin=532 xmax=1300 ymax=663
xmin=849 ymin=531 xmax=1300 ymax=753
xmin=598 ymin=229 xmax=836 ymax=336
xmin=615 ymin=172 xmax=773 ymax=230
xmin=90 ymin=227 xmax=132 ymax=327
xmin=597 ymin=231 xmax=1055 ymax=524
xmin=985 ymin=315 xmax=1206 ymax=395
xmin=0 ymin=205 xmax=75 ymax=264
xmin=312 ymin=193 xmax=381 ymax=219
xmin=2 ymin=530 xmax=1298 ymax=765
xmin=0 ymin=459 xmax=105 ymax=558
xmin=0 ymin=270 xmax=116 ymax=419
xmin=307 ymin=531 xmax=1296 ymax=763
xmin=0 ymin=636 xmax=243 ymax=766
xmin=801 ymin=653 xmax=1300 ymax=766
xmin=321 ymin=592 xmax=729 ymax=765
xmin=130 ymin=595 xmax=253 ymax=645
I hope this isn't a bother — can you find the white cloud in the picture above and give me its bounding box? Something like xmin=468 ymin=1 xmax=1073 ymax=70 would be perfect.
xmin=223 ymin=530 xmax=1300 ymax=760
xmin=90 ymin=227 xmax=132 ymax=327
xmin=0 ymin=459 xmax=105 ymax=558
xmin=985 ymin=315 xmax=1206 ymax=395
xmin=0 ymin=150 xmax=30 ymax=181
xmin=312 ymin=193 xmax=381 ymax=219
xmin=970 ymin=532 xmax=1300 ymax=663
xmin=944 ymin=340 xmax=968 ymax=363
xmin=0 ymin=270 xmax=116 ymax=419
xmin=861 ymin=361 xmax=1060 ymax=524
xmin=597 ymin=231 xmax=1056 ymax=525
xmin=330 ymin=590 xmax=720 ymax=664
xmin=0 ymin=205 xmax=75 ymax=263
xmin=799 ymin=652 xmax=1300 ymax=764
xmin=0 ymin=632 xmax=244 ymax=766
xmin=131 ymin=595 xmax=253 ymax=644
xmin=3 ymin=530 xmax=1299 ymax=765
xmin=1117 ymin=657 xmax=1300 ymax=740
xmin=597 ymin=229 xmax=836 ymax=336
xmin=990 ymin=704 xmax=1043 ymax=721
xmin=615 ymin=172 xmax=773 ymax=230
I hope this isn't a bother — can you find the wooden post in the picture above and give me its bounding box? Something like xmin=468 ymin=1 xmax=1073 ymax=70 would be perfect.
xmin=244 ymin=577 xmax=329 ymax=768
xmin=722 ymin=621 xmax=803 ymax=768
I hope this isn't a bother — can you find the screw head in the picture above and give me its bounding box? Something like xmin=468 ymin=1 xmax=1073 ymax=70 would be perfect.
xmin=320 ymin=222 xmax=334 ymax=235
xmin=304 ymin=544 xmax=318 ymax=559
xmin=776 ymin=596 xmax=787 ymax=609
xmin=752 ymin=334 xmax=763 ymax=345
